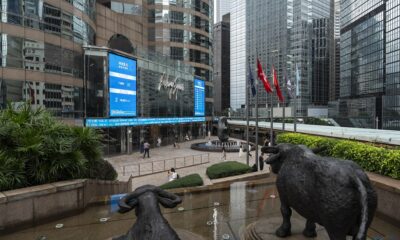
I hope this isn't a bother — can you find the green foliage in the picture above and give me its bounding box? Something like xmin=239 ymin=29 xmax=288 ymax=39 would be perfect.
xmin=89 ymin=160 xmax=118 ymax=181
xmin=0 ymin=151 xmax=26 ymax=190
xmin=276 ymin=133 xmax=400 ymax=179
xmin=0 ymin=102 xmax=117 ymax=191
xmin=160 ymin=174 xmax=203 ymax=190
xmin=206 ymin=161 xmax=252 ymax=179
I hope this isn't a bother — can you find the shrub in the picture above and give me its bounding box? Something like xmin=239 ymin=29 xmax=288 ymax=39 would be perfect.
xmin=206 ymin=161 xmax=252 ymax=179
xmin=89 ymin=160 xmax=118 ymax=181
xmin=0 ymin=103 xmax=117 ymax=191
xmin=160 ymin=174 xmax=203 ymax=190
xmin=276 ymin=133 xmax=400 ymax=180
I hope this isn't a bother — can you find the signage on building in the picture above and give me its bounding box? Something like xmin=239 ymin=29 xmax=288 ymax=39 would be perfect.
xmin=108 ymin=53 xmax=137 ymax=117
xmin=85 ymin=117 xmax=206 ymax=128
xmin=194 ymin=78 xmax=205 ymax=116
xmin=157 ymin=72 xmax=185 ymax=100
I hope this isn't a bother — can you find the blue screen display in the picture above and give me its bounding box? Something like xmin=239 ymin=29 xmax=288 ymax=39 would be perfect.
xmin=194 ymin=79 xmax=205 ymax=116
xmin=86 ymin=117 xmax=206 ymax=128
xmin=109 ymin=53 xmax=137 ymax=117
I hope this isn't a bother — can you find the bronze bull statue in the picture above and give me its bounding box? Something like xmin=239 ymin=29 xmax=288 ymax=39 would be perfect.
xmin=262 ymin=143 xmax=377 ymax=240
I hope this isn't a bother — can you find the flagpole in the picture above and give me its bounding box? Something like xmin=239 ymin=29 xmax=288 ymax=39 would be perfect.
xmin=294 ymin=64 xmax=299 ymax=133
xmin=294 ymin=95 xmax=297 ymax=132
xmin=255 ymin=76 xmax=259 ymax=171
xmin=246 ymin=68 xmax=250 ymax=166
xmin=283 ymin=97 xmax=285 ymax=131
xmin=270 ymin=90 xmax=273 ymax=145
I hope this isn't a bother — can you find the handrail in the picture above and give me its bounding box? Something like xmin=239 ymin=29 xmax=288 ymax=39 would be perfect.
xmin=121 ymin=153 xmax=210 ymax=177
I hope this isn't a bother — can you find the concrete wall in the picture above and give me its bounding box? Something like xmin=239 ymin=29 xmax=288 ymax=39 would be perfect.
xmin=0 ymin=178 xmax=132 ymax=232
xmin=368 ymin=173 xmax=400 ymax=224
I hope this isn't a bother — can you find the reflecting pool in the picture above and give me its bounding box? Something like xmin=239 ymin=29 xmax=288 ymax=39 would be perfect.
xmin=2 ymin=180 xmax=399 ymax=240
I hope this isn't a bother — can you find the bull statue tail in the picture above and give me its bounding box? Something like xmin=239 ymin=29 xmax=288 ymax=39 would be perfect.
xmin=355 ymin=177 xmax=368 ymax=240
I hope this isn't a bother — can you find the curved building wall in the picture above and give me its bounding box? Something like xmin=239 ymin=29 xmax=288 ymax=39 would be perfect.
xmin=96 ymin=1 xmax=146 ymax=52
xmin=0 ymin=0 xmax=96 ymax=121
xmin=145 ymin=0 xmax=214 ymax=116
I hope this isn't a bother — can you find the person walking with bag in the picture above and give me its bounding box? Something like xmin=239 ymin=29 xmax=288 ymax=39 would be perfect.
xmin=143 ymin=141 xmax=150 ymax=158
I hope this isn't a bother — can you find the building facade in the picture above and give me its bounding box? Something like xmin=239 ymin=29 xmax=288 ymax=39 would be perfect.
xmin=246 ymin=0 xmax=292 ymax=113
xmin=329 ymin=0 xmax=341 ymax=102
xmin=146 ymin=0 xmax=214 ymax=118
xmin=0 ymin=0 xmax=209 ymax=155
xmin=290 ymin=0 xmax=331 ymax=116
xmin=230 ymin=0 xmax=246 ymax=111
xmin=334 ymin=0 xmax=400 ymax=130
xmin=213 ymin=13 xmax=230 ymax=115
xmin=241 ymin=0 xmax=331 ymax=117
xmin=213 ymin=0 xmax=230 ymax=23
xmin=311 ymin=17 xmax=331 ymax=106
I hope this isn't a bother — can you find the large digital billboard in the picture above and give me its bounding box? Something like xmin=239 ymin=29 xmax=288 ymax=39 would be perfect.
xmin=109 ymin=53 xmax=137 ymax=117
xmin=194 ymin=78 xmax=205 ymax=116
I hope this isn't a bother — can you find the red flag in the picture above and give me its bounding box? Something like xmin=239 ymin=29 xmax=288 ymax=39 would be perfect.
xmin=257 ymin=59 xmax=273 ymax=93
xmin=273 ymin=66 xmax=284 ymax=102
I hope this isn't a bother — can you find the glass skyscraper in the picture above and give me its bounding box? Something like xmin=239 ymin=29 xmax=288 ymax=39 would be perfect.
xmin=238 ymin=0 xmax=331 ymax=117
xmin=230 ymin=0 xmax=246 ymax=110
xmin=335 ymin=0 xmax=400 ymax=130
xmin=214 ymin=0 xmax=230 ymax=23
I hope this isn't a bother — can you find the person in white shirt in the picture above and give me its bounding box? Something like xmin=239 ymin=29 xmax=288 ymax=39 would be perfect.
xmin=168 ymin=168 xmax=178 ymax=182
xmin=239 ymin=144 xmax=244 ymax=158
xmin=157 ymin=137 xmax=162 ymax=147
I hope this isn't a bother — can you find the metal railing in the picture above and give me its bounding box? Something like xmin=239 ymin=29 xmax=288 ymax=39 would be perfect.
xmin=121 ymin=153 xmax=210 ymax=177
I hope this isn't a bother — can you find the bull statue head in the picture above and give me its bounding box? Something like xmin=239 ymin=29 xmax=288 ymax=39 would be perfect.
xmin=261 ymin=143 xmax=295 ymax=174
xmin=217 ymin=117 xmax=229 ymax=142
xmin=115 ymin=185 xmax=182 ymax=240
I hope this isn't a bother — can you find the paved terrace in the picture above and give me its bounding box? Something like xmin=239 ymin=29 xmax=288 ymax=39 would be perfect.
xmin=229 ymin=120 xmax=400 ymax=145
xmin=106 ymin=137 xmax=266 ymax=190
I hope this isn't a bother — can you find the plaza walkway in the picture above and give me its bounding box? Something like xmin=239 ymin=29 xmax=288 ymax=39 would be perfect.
xmin=105 ymin=137 xmax=267 ymax=190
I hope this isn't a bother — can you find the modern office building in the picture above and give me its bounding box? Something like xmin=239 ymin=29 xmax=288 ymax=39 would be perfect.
xmin=230 ymin=0 xmax=246 ymax=111
xmin=246 ymin=0 xmax=292 ymax=112
xmin=290 ymin=0 xmax=331 ymax=116
xmin=333 ymin=0 xmax=400 ymax=130
xmin=0 ymin=0 xmax=211 ymax=155
xmin=214 ymin=0 xmax=230 ymax=23
xmin=213 ymin=13 xmax=230 ymax=115
xmin=311 ymin=17 xmax=331 ymax=106
xmin=329 ymin=0 xmax=341 ymax=102
xmin=146 ymin=0 xmax=214 ymax=118
xmin=242 ymin=0 xmax=331 ymax=117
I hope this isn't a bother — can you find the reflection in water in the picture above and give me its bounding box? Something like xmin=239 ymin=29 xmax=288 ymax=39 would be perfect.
xmin=230 ymin=181 xmax=246 ymax=234
xmin=213 ymin=207 xmax=218 ymax=240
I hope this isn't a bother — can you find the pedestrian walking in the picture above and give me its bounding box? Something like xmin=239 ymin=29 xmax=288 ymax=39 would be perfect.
xmin=248 ymin=144 xmax=252 ymax=157
xmin=239 ymin=144 xmax=244 ymax=158
xmin=259 ymin=152 xmax=265 ymax=171
xmin=143 ymin=141 xmax=150 ymax=158
xmin=157 ymin=137 xmax=162 ymax=147
xmin=221 ymin=146 xmax=227 ymax=161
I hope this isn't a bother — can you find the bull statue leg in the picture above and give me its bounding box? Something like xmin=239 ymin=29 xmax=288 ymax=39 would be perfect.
xmin=303 ymin=220 xmax=317 ymax=238
xmin=276 ymin=203 xmax=292 ymax=237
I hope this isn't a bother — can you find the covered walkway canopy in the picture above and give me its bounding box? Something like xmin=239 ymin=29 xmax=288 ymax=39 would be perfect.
xmin=228 ymin=120 xmax=400 ymax=146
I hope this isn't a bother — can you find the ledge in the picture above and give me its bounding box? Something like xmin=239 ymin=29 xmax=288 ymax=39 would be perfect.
xmin=210 ymin=170 xmax=269 ymax=184
xmin=3 ymin=184 xmax=56 ymax=202
xmin=367 ymin=172 xmax=400 ymax=195
xmin=52 ymin=179 xmax=86 ymax=192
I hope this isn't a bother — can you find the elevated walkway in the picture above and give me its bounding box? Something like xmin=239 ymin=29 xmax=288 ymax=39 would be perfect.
xmin=228 ymin=120 xmax=400 ymax=145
